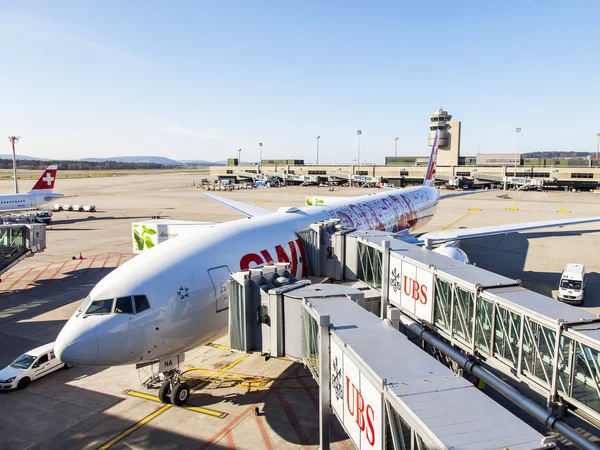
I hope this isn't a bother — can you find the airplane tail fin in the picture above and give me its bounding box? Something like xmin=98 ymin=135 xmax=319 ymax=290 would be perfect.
xmin=29 ymin=165 xmax=58 ymax=193
xmin=423 ymin=130 xmax=439 ymax=187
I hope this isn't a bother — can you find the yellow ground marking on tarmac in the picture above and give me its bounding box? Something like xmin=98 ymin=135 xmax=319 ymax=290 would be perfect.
xmin=555 ymin=193 xmax=571 ymax=213
xmin=98 ymin=353 xmax=249 ymax=450
xmin=506 ymin=191 xmax=526 ymax=210
xmin=441 ymin=208 xmax=481 ymax=231
xmin=123 ymin=389 xmax=228 ymax=418
xmin=207 ymin=342 xmax=231 ymax=350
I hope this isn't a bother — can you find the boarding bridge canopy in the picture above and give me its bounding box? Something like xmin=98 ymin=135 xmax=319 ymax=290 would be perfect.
xmin=348 ymin=231 xmax=600 ymax=424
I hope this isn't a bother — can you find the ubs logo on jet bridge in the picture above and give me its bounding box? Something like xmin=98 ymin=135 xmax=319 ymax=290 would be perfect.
xmin=240 ymin=239 xmax=307 ymax=278
xmin=388 ymin=257 xmax=434 ymax=323
xmin=330 ymin=339 xmax=382 ymax=449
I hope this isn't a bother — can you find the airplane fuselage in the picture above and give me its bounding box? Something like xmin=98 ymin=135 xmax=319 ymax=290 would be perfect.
xmin=0 ymin=193 xmax=56 ymax=211
xmin=55 ymin=186 xmax=439 ymax=366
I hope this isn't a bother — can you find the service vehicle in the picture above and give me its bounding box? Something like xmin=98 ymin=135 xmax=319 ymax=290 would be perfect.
xmin=0 ymin=342 xmax=70 ymax=390
xmin=32 ymin=211 xmax=52 ymax=224
xmin=0 ymin=211 xmax=52 ymax=224
xmin=557 ymin=263 xmax=586 ymax=305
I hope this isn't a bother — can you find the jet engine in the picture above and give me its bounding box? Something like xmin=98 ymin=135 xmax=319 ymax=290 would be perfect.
xmin=432 ymin=243 xmax=470 ymax=264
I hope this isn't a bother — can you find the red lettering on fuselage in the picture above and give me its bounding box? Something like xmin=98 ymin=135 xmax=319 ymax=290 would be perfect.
xmin=240 ymin=253 xmax=263 ymax=270
xmin=260 ymin=249 xmax=274 ymax=264
xmin=240 ymin=239 xmax=307 ymax=278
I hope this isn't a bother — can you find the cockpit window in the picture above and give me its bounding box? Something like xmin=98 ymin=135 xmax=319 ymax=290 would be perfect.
xmin=86 ymin=299 xmax=114 ymax=315
xmin=78 ymin=296 xmax=93 ymax=313
xmin=115 ymin=297 xmax=134 ymax=314
xmin=134 ymin=295 xmax=150 ymax=313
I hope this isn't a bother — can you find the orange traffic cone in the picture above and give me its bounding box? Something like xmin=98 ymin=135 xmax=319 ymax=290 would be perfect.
xmin=79 ymin=252 xmax=83 ymax=260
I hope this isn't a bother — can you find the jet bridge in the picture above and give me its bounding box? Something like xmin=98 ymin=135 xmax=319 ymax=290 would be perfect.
xmin=0 ymin=223 xmax=46 ymax=277
xmin=227 ymin=265 xmax=554 ymax=450
xmin=343 ymin=230 xmax=600 ymax=429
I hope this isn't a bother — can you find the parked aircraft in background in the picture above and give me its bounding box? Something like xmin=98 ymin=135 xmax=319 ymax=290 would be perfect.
xmin=0 ymin=166 xmax=64 ymax=212
xmin=55 ymin=131 xmax=600 ymax=405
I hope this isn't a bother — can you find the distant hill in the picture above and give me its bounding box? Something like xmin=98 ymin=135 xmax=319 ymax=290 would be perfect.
xmin=178 ymin=159 xmax=226 ymax=166
xmin=0 ymin=154 xmax=51 ymax=161
xmin=0 ymin=154 xmax=225 ymax=166
xmin=83 ymin=157 xmax=226 ymax=166
xmin=523 ymin=151 xmax=591 ymax=158
xmin=82 ymin=156 xmax=181 ymax=165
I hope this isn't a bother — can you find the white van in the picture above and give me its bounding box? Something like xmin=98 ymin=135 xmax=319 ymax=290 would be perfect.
xmin=557 ymin=264 xmax=586 ymax=305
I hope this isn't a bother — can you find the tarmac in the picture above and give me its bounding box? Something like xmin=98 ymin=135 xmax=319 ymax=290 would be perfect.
xmin=1 ymin=172 xmax=600 ymax=449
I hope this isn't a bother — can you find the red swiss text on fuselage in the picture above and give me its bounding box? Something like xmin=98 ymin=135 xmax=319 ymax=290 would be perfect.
xmin=345 ymin=376 xmax=376 ymax=446
xmin=240 ymin=239 xmax=307 ymax=278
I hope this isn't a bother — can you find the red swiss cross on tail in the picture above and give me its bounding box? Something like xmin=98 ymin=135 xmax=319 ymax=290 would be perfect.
xmin=30 ymin=165 xmax=58 ymax=192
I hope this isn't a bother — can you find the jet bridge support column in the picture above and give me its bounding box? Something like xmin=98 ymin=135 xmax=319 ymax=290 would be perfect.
xmin=319 ymin=313 xmax=331 ymax=450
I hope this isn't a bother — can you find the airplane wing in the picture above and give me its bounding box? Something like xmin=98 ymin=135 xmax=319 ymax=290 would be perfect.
xmin=439 ymin=188 xmax=499 ymax=199
xmin=417 ymin=216 xmax=600 ymax=245
xmin=203 ymin=192 xmax=272 ymax=217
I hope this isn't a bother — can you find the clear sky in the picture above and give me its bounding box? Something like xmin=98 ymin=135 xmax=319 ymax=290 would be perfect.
xmin=1 ymin=1 xmax=599 ymax=163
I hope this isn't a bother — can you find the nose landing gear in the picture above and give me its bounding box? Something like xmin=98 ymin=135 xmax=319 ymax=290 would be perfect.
xmin=158 ymin=368 xmax=191 ymax=406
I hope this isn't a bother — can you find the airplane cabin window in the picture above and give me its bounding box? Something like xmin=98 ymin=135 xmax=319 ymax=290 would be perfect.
xmin=115 ymin=296 xmax=134 ymax=314
xmin=134 ymin=295 xmax=150 ymax=313
xmin=86 ymin=299 xmax=114 ymax=315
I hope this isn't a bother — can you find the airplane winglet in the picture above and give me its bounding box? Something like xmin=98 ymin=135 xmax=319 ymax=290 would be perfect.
xmin=203 ymin=192 xmax=272 ymax=217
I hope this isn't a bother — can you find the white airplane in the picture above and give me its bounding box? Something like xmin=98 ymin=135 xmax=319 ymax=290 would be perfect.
xmin=0 ymin=165 xmax=64 ymax=212
xmin=54 ymin=132 xmax=600 ymax=405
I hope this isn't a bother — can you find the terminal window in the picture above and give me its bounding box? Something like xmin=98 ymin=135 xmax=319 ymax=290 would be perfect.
xmin=226 ymin=170 xmax=233 ymax=174
xmin=571 ymin=173 xmax=593 ymax=179
xmin=399 ymin=170 xmax=409 ymax=176
xmin=456 ymin=172 xmax=470 ymax=176
xmin=308 ymin=170 xmax=326 ymax=175
xmin=357 ymin=171 xmax=369 ymax=176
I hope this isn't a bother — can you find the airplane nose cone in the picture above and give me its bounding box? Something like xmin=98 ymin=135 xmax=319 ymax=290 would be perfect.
xmin=55 ymin=324 xmax=99 ymax=366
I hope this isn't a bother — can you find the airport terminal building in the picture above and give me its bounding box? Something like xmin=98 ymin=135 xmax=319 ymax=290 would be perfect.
xmin=210 ymin=108 xmax=600 ymax=189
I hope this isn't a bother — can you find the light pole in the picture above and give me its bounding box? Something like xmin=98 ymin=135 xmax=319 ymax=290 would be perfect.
xmin=596 ymin=132 xmax=600 ymax=163
xmin=7 ymin=136 xmax=20 ymax=193
xmin=237 ymin=148 xmax=242 ymax=166
xmin=356 ymin=130 xmax=362 ymax=172
xmin=515 ymin=127 xmax=521 ymax=180
xmin=394 ymin=137 xmax=399 ymax=157
xmin=316 ymin=136 xmax=320 ymax=165
xmin=258 ymin=142 xmax=263 ymax=173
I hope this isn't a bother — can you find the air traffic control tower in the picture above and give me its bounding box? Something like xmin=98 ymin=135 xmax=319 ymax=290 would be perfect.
xmin=428 ymin=107 xmax=461 ymax=166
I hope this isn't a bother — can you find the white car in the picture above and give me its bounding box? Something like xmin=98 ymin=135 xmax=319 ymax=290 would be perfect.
xmin=0 ymin=342 xmax=71 ymax=390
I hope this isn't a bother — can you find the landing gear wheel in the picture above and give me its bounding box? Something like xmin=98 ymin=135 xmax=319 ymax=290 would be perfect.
xmin=171 ymin=382 xmax=190 ymax=406
xmin=158 ymin=379 xmax=172 ymax=404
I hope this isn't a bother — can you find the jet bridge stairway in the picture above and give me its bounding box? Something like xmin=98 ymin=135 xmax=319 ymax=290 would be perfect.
xmin=0 ymin=224 xmax=46 ymax=279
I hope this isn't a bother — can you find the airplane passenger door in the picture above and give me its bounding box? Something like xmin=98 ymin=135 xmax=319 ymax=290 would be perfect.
xmin=208 ymin=266 xmax=231 ymax=313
